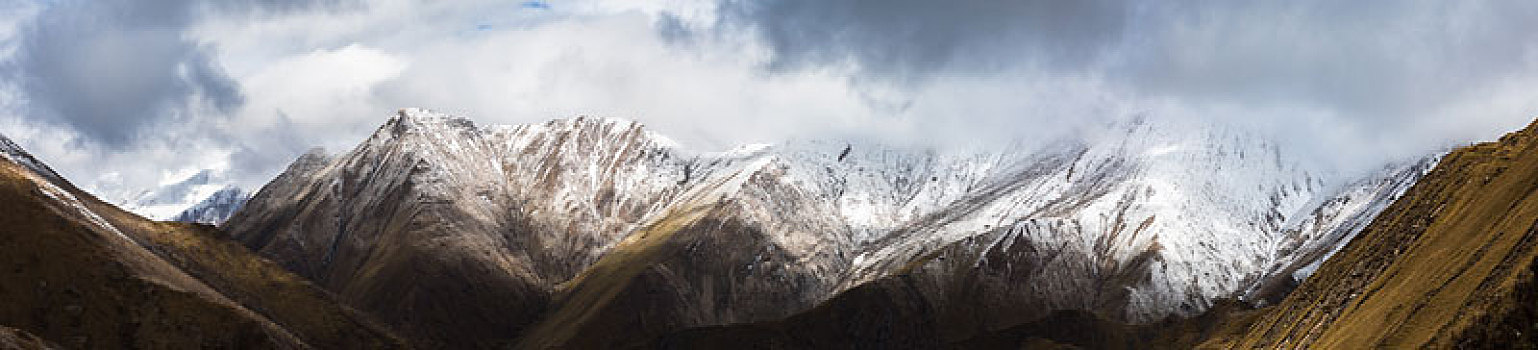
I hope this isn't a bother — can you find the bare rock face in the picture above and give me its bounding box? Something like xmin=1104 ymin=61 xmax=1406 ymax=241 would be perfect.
xmin=224 ymin=109 xmax=1438 ymax=347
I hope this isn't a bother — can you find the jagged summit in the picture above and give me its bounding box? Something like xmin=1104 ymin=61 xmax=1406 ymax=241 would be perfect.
xmin=381 ymin=107 xmax=479 ymax=132
xmin=222 ymin=110 xmax=1441 ymax=347
xmin=293 ymin=147 xmax=332 ymax=167
xmin=224 ymin=108 xmax=777 ymax=347
xmin=380 ymin=108 xmax=664 ymax=146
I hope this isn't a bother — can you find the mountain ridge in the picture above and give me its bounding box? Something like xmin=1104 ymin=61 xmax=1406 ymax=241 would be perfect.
xmin=223 ymin=108 xmax=1439 ymax=347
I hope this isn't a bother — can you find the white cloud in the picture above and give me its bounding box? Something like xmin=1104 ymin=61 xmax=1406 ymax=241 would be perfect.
xmin=1 ymin=0 xmax=1536 ymax=203
xmin=371 ymin=11 xmax=872 ymax=149
xmin=235 ymin=44 xmax=406 ymax=144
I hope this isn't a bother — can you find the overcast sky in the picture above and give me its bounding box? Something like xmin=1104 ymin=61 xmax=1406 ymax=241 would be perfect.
xmin=1 ymin=0 xmax=1536 ymax=201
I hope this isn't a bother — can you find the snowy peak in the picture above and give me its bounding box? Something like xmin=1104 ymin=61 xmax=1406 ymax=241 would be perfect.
xmin=819 ymin=115 xmax=1433 ymax=322
xmin=223 ymin=110 xmax=1443 ymax=345
xmin=517 ymin=115 xmax=644 ymax=137
xmin=3 ymin=131 xmax=248 ymax=225
xmin=377 ymin=108 xmax=662 ymax=151
xmin=119 ymin=169 xmax=242 ymax=221
xmin=222 ymin=109 xmax=798 ymax=346
xmin=385 ymin=107 xmax=479 ymax=133
xmin=171 ymin=186 xmax=250 ymax=224
xmin=3 ymin=130 xmax=272 ymax=223
xmin=288 ymin=147 xmax=334 ymax=175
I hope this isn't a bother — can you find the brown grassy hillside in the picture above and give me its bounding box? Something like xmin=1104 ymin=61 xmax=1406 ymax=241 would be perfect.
xmin=0 ymin=148 xmax=405 ymax=349
xmin=91 ymin=214 xmax=408 ymax=349
xmin=0 ymin=325 xmax=60 ymax=349
xmin=0 ymin=161 xmax=305 ymax=349
xmin=1206 ymin=119 xmax=1538 ymax=348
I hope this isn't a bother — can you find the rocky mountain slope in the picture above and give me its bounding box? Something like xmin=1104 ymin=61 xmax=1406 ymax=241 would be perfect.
xmin=837 ymin=119 xmax=1438 ymax=338
xmin=224 ymin=108 xmax=1438 ymax=347
xmin=655 ymin=119 xmax=1538 ymax=349
xmin=225 ymin=110 xmax=849 ymax=348
xmin=1204 ymin=118 xmax=1538 ymax=348
xmin=0 ymin=134 xmax=405 ymax=349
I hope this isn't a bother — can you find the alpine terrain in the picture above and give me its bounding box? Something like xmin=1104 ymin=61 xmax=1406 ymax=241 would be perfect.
xmin=660 ymin=118 xmax=1538 ymax=349
xmin=115 ymin=170 xmax=250 ymax=224
xmin=8 ymin=107 xmax=1538 ymax=348
xmin=1203 ymin=118 xmax=1538 ymax=348
xmin=0 ymin=134 xmax=406 ymax=349
xmin=220 ymin=108 xmax=1439 ymax=348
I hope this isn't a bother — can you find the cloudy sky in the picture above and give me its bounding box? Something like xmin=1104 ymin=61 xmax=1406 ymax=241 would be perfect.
xmin=0 ymin=0 xmax=1536 ymax=202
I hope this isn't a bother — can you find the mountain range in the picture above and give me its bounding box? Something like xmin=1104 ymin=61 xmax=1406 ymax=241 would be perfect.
xmin=224 ymin=109 xmax=1432 ymax=347
xmin=3 ymin=108 xmax=1536 ymax=349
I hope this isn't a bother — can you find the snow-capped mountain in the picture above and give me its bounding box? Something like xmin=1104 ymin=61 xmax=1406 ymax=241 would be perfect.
xmin=223 ymin=109 xmax=1438 ymax=347
xmin=1212 ymin=119 xmax=1538 ymax=349
xmin=855 ymin=118 xmax=1440 ymax=334
xmin=116 ymin=169 xmax=246 ymax=222
xmin=170 ymin=186 xmax=250 ymax=224
xmin=1239 ymin=155 xmax=1442 ymax=305
xmin=224 ymin=109 xmax=841 ymax=347
xmin=9 ymin=136 xmax=248 ymax=224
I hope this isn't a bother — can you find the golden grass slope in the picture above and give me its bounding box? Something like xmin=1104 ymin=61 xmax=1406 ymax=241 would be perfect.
xmin=1207 ymin=119 xmax=1538 ymax=348
xmin=512 ymin=203 xmax=720 ymax=349
xmin=0 ymin=150 xmax=406 ymax=349
xmin=0 ymin=160 xmax=305 ymax=349
xmin=0 ymin=325 xmax=61 ymax=349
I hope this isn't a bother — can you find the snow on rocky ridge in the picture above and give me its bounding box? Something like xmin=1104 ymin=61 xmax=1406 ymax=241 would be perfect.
xmin=231 ymin=108 xmax=1440 ymax=328
xmin=113 ymin=169 xmax=249 ymax=223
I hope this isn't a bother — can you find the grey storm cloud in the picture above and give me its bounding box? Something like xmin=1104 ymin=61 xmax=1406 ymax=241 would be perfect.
xmin=710 ymin=0 xmax=1538 ymax=125
xmin=715 ymin=0 xmax=1131 ymax=83
xmin=1116 ymin=1 xmax=1538 ymax=122
xmin=7 ymin=0 xmax=348 ymax=147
